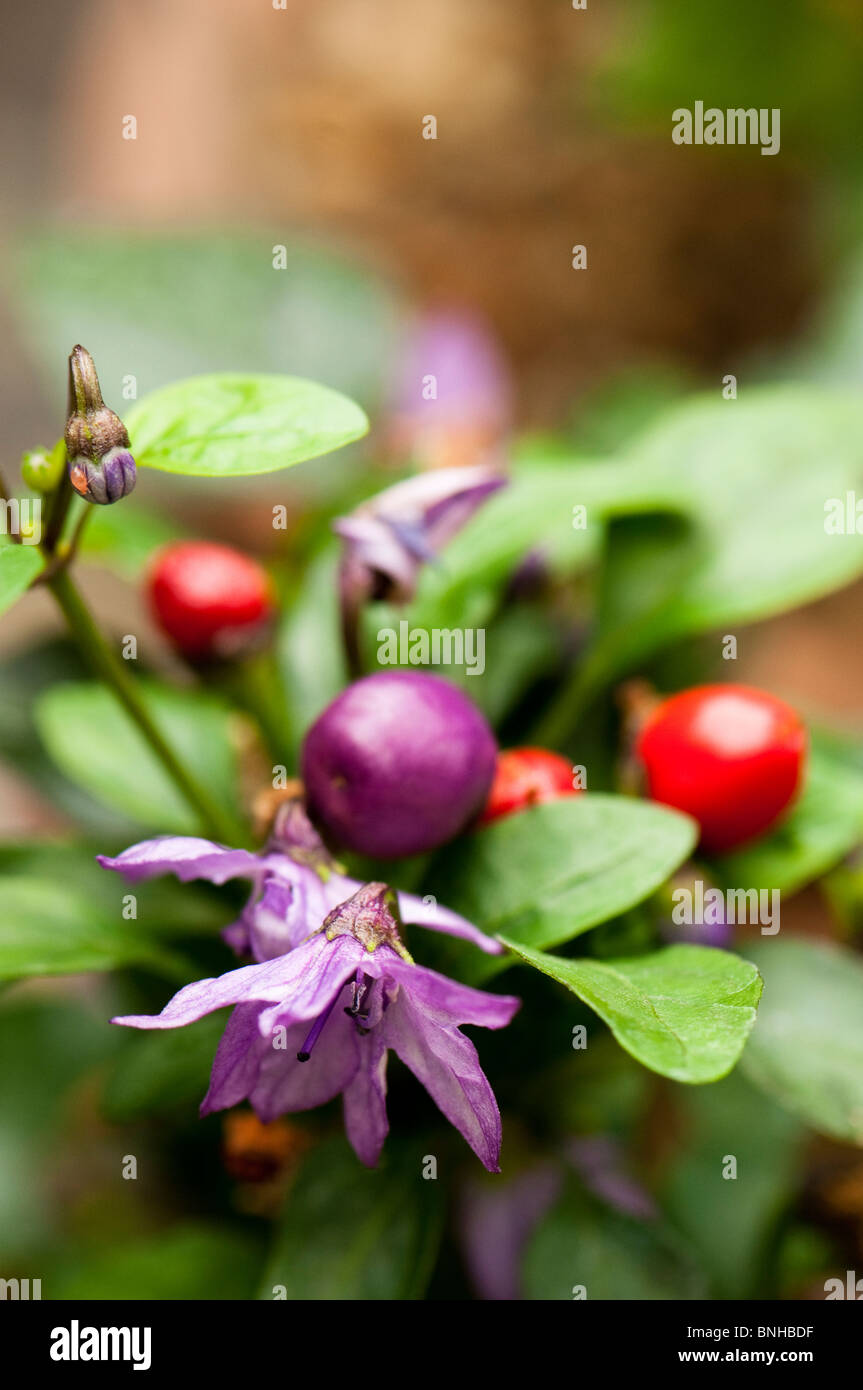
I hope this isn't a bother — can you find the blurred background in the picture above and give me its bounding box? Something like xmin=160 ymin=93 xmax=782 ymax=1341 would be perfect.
xmin=3 ymin=2 xmax=863 ymax=741
xmin=2 ymin=0 xmax=863 ymax=1299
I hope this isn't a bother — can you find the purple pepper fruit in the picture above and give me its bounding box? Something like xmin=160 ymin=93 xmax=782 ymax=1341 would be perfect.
xmin=301 ymin=671 xmax=497 ymax=858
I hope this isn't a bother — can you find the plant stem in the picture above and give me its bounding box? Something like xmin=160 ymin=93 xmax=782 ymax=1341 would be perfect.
xmin=48 ymin=568 xmax=246 ymax=845
xmin=219 ymin=648 xmax=293 ymax=767
xmin=531 ymin=666 xmax=597 ymax=749
xmin=43 ymin=464 xmax=73 ymax=552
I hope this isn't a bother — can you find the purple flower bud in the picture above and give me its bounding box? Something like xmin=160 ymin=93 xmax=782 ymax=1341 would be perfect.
xmin=64 ymin=345 xmax=136 ymax=505
xmin=334 ymin=463 xmax=505 ymax=673
xmin=301 ymin=670 xmax=498 ymax=858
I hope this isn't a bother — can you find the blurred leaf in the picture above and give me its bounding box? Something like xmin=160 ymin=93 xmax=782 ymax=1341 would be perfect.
xmin=103 ymin=1013 xmax=225 ymax=1122
xmin=35 ymin=680 xmax=240 ymax=834
xmin=12 ymin=231 xmax=398 ymax=410
xmin=538 ymin=389 xmax=863 ymax=740
xmin=742 ymin=937 xmax=863 ymax=1142
xmin=47 ymin=1222 xmax=262 ymax=1299
xmin=277 ymin=544 xmax=347 ymax=746
xmin=407 ymin=458 xmax=670 ymax=634
xmin=0 ymin=998 xmax=120 ymax=1254
xmin=713 ymin=741 xmax=863 ymax=895
xmin=408 ymin=466 xmax=599 ymax=632
xmin=432 ymin=796 xmax=697 ymax=971
xmin=593 ymin=388 xmax=863 ymax=658
xmin=260 ymin=1138 xmax=443 ymax=1300
xmin=0 ymin=544 xmax=43 ymax=616
xmin=0 ymin=639 xmax=145 ymax=839
xmin=599 ymin=0 xmax=863 ymax=168
xmin=127 ymin=373 xmax=368 ymax=477
xmin=0 ymin=841 xmax=230 ymax=938
xmin=661 ymin=1071 xmax=804 ymax=1298
xmin=79 ymin=501 xmax=184 ymax=579
xmin=504 ymin=941 xmax=762 ymax=1083
xmin=0 ymin=877 xmax=182 ymax=980
xmin=523 ymin=1177 xmax=705 ymax=1300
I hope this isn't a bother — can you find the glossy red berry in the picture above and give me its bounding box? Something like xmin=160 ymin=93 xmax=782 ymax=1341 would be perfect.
xmin=635 ymin=684 xmax=806 ymax=853
xmin=148 ymin=541 xmax=274 ymax=660
xmin=479 ymin=747 xmax=580 ymax=826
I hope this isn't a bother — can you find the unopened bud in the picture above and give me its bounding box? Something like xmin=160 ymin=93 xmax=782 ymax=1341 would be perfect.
xmin=64 ymin=345 xmax=136 ymax=505
xmin=21 ymin=441 xmax=65 ymax=493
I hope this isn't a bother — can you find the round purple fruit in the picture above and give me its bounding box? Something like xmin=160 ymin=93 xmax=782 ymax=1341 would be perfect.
xmin=301 ymin=671 xmax=497 ymax=858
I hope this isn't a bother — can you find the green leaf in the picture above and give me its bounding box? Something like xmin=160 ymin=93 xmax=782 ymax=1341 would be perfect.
xmin=432 ymin=795 xmax=697 ymax=964
xmin=0 ymin=876 xmax=182 ymax=981
xmin=0 ymin=544 xmax=43 ymax=616
xmin=661 ymin=1072 xmax=803 ymax=1298
xmin=503 ymin=940 xmax=763 ymax=1083
xmin=35 ymin=680 xmax=240 ymax=833
xmin=79 ymin=501 xmax=184 ymax=578
xmin=126 ymin=372 xmax=368 ymax=477
xmin=103 ymin=1013 xmax=225 ymax=1122
xmin=713 ymin=741 xmax=863 ymax=895
xmin=741 ymin=937 xmax=863 ymax=1142
xmin=260 ymin=1138 xmax=443 ymax=1300
xmin=277 ymin=545 xmax=347 ymax=746
xmin=47 ymin=1223 xmax=263 ymax=1300
xmin=523 ymin=1178 xmax=705 ymax=1300
xmin=586 ymin=388 xmax=863 ymax=678
xmin=0 ymin=639 xmax=141 ymax=840
xmin=0 ymin=841 xmax=230 ymax=938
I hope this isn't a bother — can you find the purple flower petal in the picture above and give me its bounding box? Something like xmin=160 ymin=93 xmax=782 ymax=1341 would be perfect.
xmin=97 ymin=837 xmax=263 ymax=886
xmin=342 ymin=1030 xmax=390 ymax=1168
xmin=397 ymin=889 xmax=503 ymax=955
xmin=380 ymin=962 xmax=518 ymax=1172
xmin=383 ymin=989 xmax=503 ymax=1171
xmin=111 ymin=933 xmax=363 ymax=1031
xmin=385 ymin=957 xmax=520 ymax=1029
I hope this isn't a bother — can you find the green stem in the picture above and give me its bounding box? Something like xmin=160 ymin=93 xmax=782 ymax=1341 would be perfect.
xmin=226 ymin=648 xmax=293 ymax=767
xmin=531 ymin=665 xmax=598 ymax=749
xmin=48 ymin=568 xmax=246 ymax=845
xmin=43 ymin=465 xmax=73 ymax=552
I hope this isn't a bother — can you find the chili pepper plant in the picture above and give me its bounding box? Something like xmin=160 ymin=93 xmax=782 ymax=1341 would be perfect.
xmin=2 ymin=346 xmax=863 ymax=1301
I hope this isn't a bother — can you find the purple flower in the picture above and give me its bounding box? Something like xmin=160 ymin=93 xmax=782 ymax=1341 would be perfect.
xmin=386 ymin=309 xmax=513 ymax=466
xmin=334 ymin=463 xmax=506 ymax=671
xmin=98 ymin=798 xmax=502 ymax=962
xmin=460 ymin=1164 xmax=563 ymax=1300
xmin=112 ymin=883 xmax=520 ymax=1171
xmin=459 ymin=1137 xmax=656 ymax=1298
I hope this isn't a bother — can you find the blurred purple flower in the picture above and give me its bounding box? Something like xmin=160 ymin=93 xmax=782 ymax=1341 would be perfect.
xmin=98 ymin=798 xmax=502 ymax=962
xmin=460 ymin=1136 xmax=656 ymax=1299
xmin=460 ymin=1164 xmax=563 ymax=1300
xmin=658 ymin=869 xmax=734 ymax=950
xmin=387 ymin=308 xmax=513 ymax=467
xmin=566 ymin=1136 xmax=657 ymax=1222
xmin=112 ymin=882 xmax=520 ymax=1170
xmin=334 ymin=462 xmax=506 ymax=671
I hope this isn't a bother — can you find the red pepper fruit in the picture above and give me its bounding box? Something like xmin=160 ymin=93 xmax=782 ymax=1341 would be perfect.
xmin=148 ymin=541 xmax=274 ymax=661
xmin=635 ymin=684 xmax=806 ymax=853
xmin=480 ymin=746 xmax=580 ymax=825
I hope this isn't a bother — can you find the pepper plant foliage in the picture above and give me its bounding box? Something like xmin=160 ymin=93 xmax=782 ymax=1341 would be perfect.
xmin=3 ymin=354 xmax=863 ymax=1300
